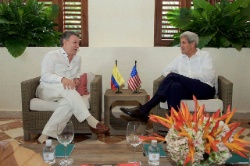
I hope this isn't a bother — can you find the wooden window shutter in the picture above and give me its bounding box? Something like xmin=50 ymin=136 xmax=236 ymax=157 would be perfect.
xmin=60 ymin=0 xmax=88 ymax=46
xmin=154 ymin=0 xmax=181 ymax=46
xmin=38 ymin=0 xmax=88 ymax=46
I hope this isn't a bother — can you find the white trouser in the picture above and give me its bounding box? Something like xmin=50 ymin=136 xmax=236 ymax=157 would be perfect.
xmin=36 ymin=82 xmax=91 ymax=138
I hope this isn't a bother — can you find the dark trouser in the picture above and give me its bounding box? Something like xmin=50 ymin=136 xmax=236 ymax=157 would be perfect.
xmin=140 ymin=73 xmax=215 ymax=114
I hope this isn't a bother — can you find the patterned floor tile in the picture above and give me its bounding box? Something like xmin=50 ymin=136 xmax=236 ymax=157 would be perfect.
xmin=1 ymin=118 xmax=250 ymax=145
xmin=0 ymin=120 xmax=23 ymax=131
xmin=0 ymin=132 xmax=12 ymax=141
xmin=5 ymin=127 xmax=23 ymax=139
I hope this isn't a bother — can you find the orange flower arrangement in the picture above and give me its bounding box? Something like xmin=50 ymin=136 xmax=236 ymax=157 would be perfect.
xmin=141 ymin=96 xmax=250 ymax=165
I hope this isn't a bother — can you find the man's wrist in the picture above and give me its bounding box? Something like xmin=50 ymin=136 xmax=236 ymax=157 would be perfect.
xmin=61 ymin=77 xmax=65 ymax=83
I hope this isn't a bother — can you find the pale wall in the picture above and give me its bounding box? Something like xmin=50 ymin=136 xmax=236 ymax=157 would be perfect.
xmin=0 ymin=0 xmax=250 ymax=117
xmin=1 ymin=47 xmax=250 ymax=115
xmin=88 ymin=0 xmax=154 ymax=47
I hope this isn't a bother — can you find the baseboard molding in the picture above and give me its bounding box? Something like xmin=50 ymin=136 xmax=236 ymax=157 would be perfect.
xmin=0 ymin=111 xmax=22 ymax=118
xmin=232 ymin=111 xmax=250 ymax=120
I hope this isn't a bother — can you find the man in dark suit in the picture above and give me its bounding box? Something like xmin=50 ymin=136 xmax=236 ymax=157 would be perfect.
xmin=120 ymin=31 xmax=216 ymax=122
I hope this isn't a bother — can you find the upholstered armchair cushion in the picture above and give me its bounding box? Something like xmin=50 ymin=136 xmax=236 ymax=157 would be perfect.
xmin=159 ymin=98 xmax=223 ymax=113
xmin=30 ymin=72 xmax=95 ymax=111
xmin=30 ymin=94 xmax=90 ymax=111
xmin=181 ymin=99 xmax=223 ymax=112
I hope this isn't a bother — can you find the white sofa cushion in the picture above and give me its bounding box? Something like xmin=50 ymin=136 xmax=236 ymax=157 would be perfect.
xmin=30 ymin=98 xmax=58 ymax=111
xmin=181 ymin=99 xmax=223 ymax=113
xmin=30 ymin=93 xmax=91 ymax=111
xmin=30 ymin=72 xmax=95 ymax=112
xmin=160 ymin=98 xmax=223 ymax=113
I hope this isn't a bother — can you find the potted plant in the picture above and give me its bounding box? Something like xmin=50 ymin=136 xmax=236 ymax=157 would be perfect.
xmin=0 ymin=0 xmax=61 ymax=58
xmin=166 ymin=0 xmax=250 ymax=51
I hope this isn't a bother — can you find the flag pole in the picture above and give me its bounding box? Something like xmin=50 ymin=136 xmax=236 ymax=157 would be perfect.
xmin=133 ymin=60 xmax=141 ymax=94
xmin=115 ymin=60 xmax=122 ymax=94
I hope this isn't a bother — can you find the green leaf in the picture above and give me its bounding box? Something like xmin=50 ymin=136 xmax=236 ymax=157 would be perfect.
xmin=231 ymin=42 xmax=243 ymax=51
xmin=193 ymin=0 xmax=215 ymax=16
xmin=239 ymin=2 xmax=250 ymax=21
xmin=0 ymin=18 xmax=12 ymax=24
xmin=198 ymin=34 xmax=215 ymax=49
xmin=219 ymin=37 xmax=231 ymax=47
xmin=225 ymin=0 xmax=250 ymax=12
xmin=5 ymin=39 xmax=28 ymax=58
xmin=244 ymin=40 xmax=250 ymax=47
xmin=170 ymin=33 xmax=181 ymax=46
xmin=167 ymin=8 xmax=192 ymax=29
xmin=44 ymin=4 xmax=59 ymax=20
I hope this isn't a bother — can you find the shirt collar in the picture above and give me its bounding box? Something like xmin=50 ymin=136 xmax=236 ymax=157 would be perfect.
xmin=59 ymin=48 xmax=69 ymax=59
xmin=181 ymin=48 xmax=201 ymax=59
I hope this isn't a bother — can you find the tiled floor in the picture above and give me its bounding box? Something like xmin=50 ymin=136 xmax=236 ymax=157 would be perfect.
xmin=1 ymin=118 xmax=250 ymax=145
xmin=0 ymin=118 xmax=128 ymax=145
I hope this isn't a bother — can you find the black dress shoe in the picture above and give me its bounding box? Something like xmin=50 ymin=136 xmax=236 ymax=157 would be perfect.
xmin=120 ymin=107 xmax=149 ymax=122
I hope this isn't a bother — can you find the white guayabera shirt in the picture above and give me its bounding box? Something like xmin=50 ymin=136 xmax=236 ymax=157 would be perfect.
xmin=40 ymin=48 xmax=81 ymax=84
xmin=161 ymin=49 xmax=216 ymax=87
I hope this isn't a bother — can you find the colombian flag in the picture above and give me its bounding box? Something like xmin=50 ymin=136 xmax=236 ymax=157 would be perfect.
xmin=111 ymin=65 xmax=125 ymax=90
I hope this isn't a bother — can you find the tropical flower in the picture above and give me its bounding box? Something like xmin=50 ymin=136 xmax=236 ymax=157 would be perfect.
xmin=141 ymin=96 xmax=250 ymax=165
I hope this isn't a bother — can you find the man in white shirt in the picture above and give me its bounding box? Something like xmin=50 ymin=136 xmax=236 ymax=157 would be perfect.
xmin=120 ymin=31 xmax=216 ymax=122
xmin=36 ymin=31 xmax=109 ymax=143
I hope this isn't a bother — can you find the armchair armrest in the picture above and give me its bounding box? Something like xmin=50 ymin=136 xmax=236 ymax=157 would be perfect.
xmin=218 ymin=75 xmax=233 ymax=113
xmin=89 ymin=75 xmax=102 ymax=121
xmin=21 ymin=77 xmax=40 ymax=114
xmin=153 ymin=75 xmax=164 ymax=94
xmin=152 ymin=76 xmax=165 ymax=113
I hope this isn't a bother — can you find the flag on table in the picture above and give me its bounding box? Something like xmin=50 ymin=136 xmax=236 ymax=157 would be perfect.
xmin=111 ymin=65 xmax=125 ymax=90
xmin=128 ymin=65 xmax=141 ymax=91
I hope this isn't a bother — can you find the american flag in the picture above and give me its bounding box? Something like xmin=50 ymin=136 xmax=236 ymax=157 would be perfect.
xmin=128 ymin=65 xmax=141 ymax=91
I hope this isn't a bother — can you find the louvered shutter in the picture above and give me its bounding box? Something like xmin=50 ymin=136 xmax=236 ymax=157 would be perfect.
xmin=60 ymin=0 xmax=88 ymax=46
xmin=38 ymin=0 xmax=88 ymax=46
xmin=62 ymin=1 xmax=81 ymax=34
xmin=155 ymin=0 xmax=181 ymax=46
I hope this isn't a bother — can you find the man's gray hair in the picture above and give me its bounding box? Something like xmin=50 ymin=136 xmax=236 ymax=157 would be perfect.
xmin=60 ymin=31 xmax=79 ymax=47
xmin=180 ymin=31 xmax=199 ymax=47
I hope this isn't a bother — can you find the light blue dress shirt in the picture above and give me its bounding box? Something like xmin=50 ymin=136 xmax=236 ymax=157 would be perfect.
xmin=161 ymin=49 xmax=216 ymax=87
